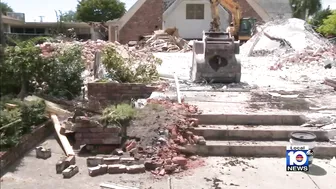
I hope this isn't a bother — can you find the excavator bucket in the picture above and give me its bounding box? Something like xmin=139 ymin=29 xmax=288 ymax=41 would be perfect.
xmin=190 ymin=31 xmax=241 ymax=83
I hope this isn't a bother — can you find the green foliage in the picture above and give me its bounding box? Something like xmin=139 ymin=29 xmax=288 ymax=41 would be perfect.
xmin=317 ymin=11 xmax=336 ymax=36
xmin=102 ymin=45 xmax=161 ymax=83
xmin=0 ymin=2 xmax=13 ymax=15
xmin=0 ymin=99 xmax=47 ymax=150
xmin=309 ymin=7 xmax=333 ymax=28
xmin=39 ymin=44 xmax=85 ymax=99
xmin=76 ymin=0 xmax=126 ymax=22
xmin=60 ymin=10 xmax=78 ymax=22
xmin=101 ymin=103 xmax=136 ymax=126
xmin=290 ymin=0 xmax=322 ymax=20
xmin=1 ymin=37 xmax=85 ymax=99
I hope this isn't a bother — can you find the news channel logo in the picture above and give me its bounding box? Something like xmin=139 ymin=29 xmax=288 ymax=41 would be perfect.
xmin=286 ymin=145 xmax=313 ymax=172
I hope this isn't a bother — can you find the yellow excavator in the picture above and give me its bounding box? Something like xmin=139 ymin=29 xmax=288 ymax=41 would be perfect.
xmin=210 ymin=0 xmax=256 ymax=42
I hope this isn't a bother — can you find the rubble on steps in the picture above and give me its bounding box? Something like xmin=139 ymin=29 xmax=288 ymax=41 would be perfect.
xmin=59 ymin=99 xmax=205 ymax=176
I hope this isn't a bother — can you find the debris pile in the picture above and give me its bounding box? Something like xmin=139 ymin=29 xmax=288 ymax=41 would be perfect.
xmin=141 ymin=30 xmax=192 ymax=52
xmin=58 ymin=98 xmax=205 ymax=177
xmin=123 ymin=99 xmax=205 ymax=176
xmin=38 ymin=39 xmax=161 ymax=70
xmin=241 ymin=18 xmax=335 ymax=67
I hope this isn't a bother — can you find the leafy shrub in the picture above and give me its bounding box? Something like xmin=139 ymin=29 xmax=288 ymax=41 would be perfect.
xmin=101 ymin=103 xmax=136 ymax=126
xmin=0 ymin=99 xmax=47 ymax=150
xmin=102 ymin=44 xmax=161 ymax=83
xmin=1 ymin=37 xmax=85 ymax=99
xmin=317 ymin=11 xmax=336 ymax=36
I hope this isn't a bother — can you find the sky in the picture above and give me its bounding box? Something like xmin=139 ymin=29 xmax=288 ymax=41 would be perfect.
xmin=2 ymin=0 xmax=336 ymax=22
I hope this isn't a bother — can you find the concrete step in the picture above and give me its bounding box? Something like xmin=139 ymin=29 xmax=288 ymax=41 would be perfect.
xmin=186 ymin=140 xmax=336 ymax=158
xmin=192 ymin=125 xmax=330 ymax=141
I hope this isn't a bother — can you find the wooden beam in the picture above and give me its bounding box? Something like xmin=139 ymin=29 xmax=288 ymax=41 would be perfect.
xmin=51 ymin=114 xmax=75 ymax=156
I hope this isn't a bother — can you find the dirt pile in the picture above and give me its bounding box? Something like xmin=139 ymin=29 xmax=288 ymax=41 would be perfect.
xmin=125 ymin=99 xmax=205 ymax=176
xmin=241 ymin=18 xmax=335 ymax=66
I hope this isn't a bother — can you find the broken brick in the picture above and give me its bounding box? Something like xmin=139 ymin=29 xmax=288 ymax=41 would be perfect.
xmin=56 ymin=157 xmax=67 ymax=174
xmin=62 ymin=165 xmax=79 ymax=178
xmin=107 ymin=164 xmax=127 ymax=174
xmin=112 ymin=149 xmax=124 ymax=156
xmin=103 ymin=156 xmax=120 ymax=165
xmin=65 ymin=155 xmax=76 ymax=167
xmin=87 ymin=156 xmax=103 ymax=167
xmin=35 ymin=146 xmax=51 ymax=159
xmin=88 ymin=164 xmax=107 ymax=177
xmin=120 ymin=157 xmax=135 ymax=165
xmin=172 ymin=157 xmax=187 ymax=166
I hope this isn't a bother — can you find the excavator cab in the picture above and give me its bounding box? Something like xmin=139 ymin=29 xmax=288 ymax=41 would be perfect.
xmin=238 ymin=17 xmax=257 ymax=43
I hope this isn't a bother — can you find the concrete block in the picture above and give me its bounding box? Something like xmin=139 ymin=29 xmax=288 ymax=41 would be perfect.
xmin=65 ymin=155 xmax=76 ymax=167
xmin=87 ymin=156 xmax=103 ymax=167
xmin=35 ymin=146 xmax=51 ymax=159
xmin=107 ymin=164 xmax=127 ymax=174
xmin=88 ymin=164 xmax=107 ymax=177
xmin=126 ymin=164 xmax=146 ymax=174
xmin=56 ymin=157 xmax=67 ymax=174
xmin=120 ymin=157 xmax=135 ymax=165
xmin=103 ymin=156 xmax=120 ymax=165
xmin=62 ymin=165 xmax=79 ymax=178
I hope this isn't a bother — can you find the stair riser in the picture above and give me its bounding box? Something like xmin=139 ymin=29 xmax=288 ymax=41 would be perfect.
xmin=188 ymin=114 xmax=307 ymax=125
xmin=193 ymin=129 xmax=330 ymax=142
xmin=186 ymin=145 xmax=336 ymax=158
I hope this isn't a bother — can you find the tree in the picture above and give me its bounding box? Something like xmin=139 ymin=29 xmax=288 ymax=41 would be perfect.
xmin=317 ymin=11 xmax=336 ymax=36
xmin=309 ymin=6 xmax=332 ymax=29
xmin=290 ymin=0 xmax=322 ymax=20
xmin=60 ymin=10 xmax=78 ymax=22
xmin=0 ymin=2 xmax=13 ymax=15
xmin=76 ymin=0 xmax=126 ymax=22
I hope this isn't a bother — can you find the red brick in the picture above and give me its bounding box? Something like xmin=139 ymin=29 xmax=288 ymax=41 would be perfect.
xmin=119 ymin=0 xmax=163 ymax=44
xmin=172 ymin=156 xmax=187 ymax=166
xmin=103 ymin=127 xmax=121 ymax=133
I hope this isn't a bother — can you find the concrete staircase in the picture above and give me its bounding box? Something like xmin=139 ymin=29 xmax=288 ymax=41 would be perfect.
xmin=186 ymin=114 xmax=336 ymax=158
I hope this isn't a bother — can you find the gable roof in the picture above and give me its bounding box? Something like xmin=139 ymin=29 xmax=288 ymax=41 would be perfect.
xmin=163 ymin=0 xmax=292 ymax=22
xmin=106 ymin=0 xmax=147 ymax=30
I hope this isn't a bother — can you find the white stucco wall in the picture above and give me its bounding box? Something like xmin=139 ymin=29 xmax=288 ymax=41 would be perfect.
xmin=163 ymin=0 xmax=230 ymax=39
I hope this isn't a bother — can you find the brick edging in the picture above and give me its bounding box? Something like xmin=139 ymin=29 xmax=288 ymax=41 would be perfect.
xmin=0 ymin=120 xmax=54 ymax=174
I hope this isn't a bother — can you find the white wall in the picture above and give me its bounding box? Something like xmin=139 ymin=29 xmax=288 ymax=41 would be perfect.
xmin=163 ymin=0 xmax=230 ymax=39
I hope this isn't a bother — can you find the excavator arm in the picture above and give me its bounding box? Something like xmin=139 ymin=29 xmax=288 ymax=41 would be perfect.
xmin=209 ymin=0 xmax=242 ymax=36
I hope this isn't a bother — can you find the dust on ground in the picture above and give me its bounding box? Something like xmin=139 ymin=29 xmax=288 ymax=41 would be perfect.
xmin=127 ymin=103 xmax=187 ymax=147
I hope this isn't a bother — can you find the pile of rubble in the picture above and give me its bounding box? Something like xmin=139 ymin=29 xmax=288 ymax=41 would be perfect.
xmin=38 ymin=39 xmax=161 ymax=70
xmin=140 ymin=30 xmax=192 ymax=52
xmin=241 ymin=18 xmax=335 ymax=67
xmin=56 ymin=98 xmax=205 ymax=177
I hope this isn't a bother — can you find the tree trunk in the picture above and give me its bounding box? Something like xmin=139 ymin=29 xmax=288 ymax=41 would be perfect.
xmin=17 ymin=73 xmax=28 ymax=100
